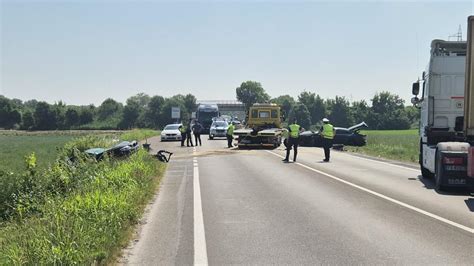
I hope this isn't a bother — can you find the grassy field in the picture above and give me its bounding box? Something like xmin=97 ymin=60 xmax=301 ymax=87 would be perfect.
xmin=121 ymin=129 xmax=160 ymax=142
xmin=0 ymin=134 xmax=75 ymax=173
xmin=0 ymin=130 xmax=160 ymax=173
xmin=0 ymin=130 xmax=164 ymax=264
xmin=346 ymin=129 xmax=419 ymax=163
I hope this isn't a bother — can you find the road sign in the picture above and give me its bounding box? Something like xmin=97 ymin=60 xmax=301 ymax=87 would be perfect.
xmin=191 ymin=112 xmax=196 ymax=119
xmin=171 ymin=107 xmax=180 ymax=119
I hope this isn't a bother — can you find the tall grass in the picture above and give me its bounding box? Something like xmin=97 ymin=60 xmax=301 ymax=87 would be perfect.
xmin=121 ymin=129 xmax=160 ymax=142
xmin=0 ymin=136 xmax=165 ymax=264
xmin=346 ymin=130 xmax=419 ymax=163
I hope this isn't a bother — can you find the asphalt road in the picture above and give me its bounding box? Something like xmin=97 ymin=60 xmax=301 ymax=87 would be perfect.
xmin=123 ymin=136 xmax=474 ymax=265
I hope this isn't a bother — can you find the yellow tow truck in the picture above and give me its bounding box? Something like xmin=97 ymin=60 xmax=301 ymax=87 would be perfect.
xmin=233 ymin=103 xmax=283 ymax=148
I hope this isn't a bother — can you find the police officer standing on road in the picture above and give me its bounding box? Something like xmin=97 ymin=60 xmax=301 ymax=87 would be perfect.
xmin=321 ymin=118 xmax=335 ymax=162
xmin=226 ymin=122 xmax=235 ymax=148
xmin=283 ymin=119 xmax=301 ymax=162
xmin=192 ymin=120 xmax=203 ymax=146
xmin=281 ymin=128 xmax=290 ymax=150
xmin=179 ymin=124 xmax=187 ymax=147
xmin=186 ymin=118 xmax=194 ymax=147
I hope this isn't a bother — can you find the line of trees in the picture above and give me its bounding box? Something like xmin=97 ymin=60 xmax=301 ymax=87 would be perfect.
xmin=0 ymin=93 xmax=197 ymax=130
xmin=1 ymin=81 xmax=418 ymax=131
xmin=235 ymin=81 xmax=419 ymax=130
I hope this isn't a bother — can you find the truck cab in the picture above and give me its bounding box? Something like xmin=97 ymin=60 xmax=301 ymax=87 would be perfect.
xmin=413 ymin=40 xmax=466 ymax=145
xmin=412 ymin=37 xmax=473 ymax=191
xmin=246 ymin=103 xmax=282 ymax=129
xmin=196 ymin=104 xmax=219 ymax=134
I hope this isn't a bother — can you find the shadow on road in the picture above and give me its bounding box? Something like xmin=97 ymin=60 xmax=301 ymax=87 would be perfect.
xmin=417 ymin=175 xmax=436 ymax=190
xmin=465 ymin=198 xmax=474 ymax=212
xmin=416 ymin=175 xmax=473 ymax=196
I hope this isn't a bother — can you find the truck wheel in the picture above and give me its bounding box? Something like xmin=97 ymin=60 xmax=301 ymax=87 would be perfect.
xmin=420 ymin=140 xmax=434 ymax=178
xmin=274 ymin=137 xmax=281 ymax=148
xmin=273 ymin=141 xmax=280 ymax=148
xmin=421 ymin=166 xmax=434 ymax=179
xmin=209 ymin=136 xmax=214 ymax=140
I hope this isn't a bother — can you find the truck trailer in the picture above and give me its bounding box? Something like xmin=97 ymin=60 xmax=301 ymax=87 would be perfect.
xmin=411 ymin=16 xmax=474 ymax=191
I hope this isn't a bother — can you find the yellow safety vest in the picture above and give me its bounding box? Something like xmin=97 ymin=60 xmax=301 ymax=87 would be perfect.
xmin=322 ymin=123 xmax=335 ymax=139
xmin=179 ymin=126 xmax=186 ymax=134
xmin=227 ymin=125 xmax=235 ymax=135
xmin=289 ymin=124 xmax=300 ymax=138
xmin=281 ymin=129 xmax=289 ymax=139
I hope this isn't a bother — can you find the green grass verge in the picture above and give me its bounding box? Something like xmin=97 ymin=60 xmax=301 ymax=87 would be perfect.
xmin=345 ymin=129 xmax=419 ymax=163
xmin=0 ymin=129 xmax=160 ymax=173
xmin=0 ymin=135 xmax=166 ymax=264
xmin=121 ymin=129 xmax=160 ymax=142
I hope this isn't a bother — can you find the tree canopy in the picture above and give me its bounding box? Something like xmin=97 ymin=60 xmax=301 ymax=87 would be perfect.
xmin=288 ymin=103 xmax=311 ymax=129
xmin=236 ymin=81 xmax=270 ymax=109
xmin=297 ymin=91 xmax=326 ymax=125
xmin=271 ymin=95 xmax=295 ymax=121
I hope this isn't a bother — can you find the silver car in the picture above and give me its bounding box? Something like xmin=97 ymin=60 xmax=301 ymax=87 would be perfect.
xmin=209 ymin=121 xmax=229 ymax=140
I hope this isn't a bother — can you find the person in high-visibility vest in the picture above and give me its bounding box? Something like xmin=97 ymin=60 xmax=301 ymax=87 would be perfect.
xmin=320 ymin=118 xmax=335 ymax=162
xmin=226 ymin=122 xmax=235 ymax=148
xmin=179 ymin=124 xmax=187 ymax=147
xmin=283 ymin=119 xmax=301 ymax=162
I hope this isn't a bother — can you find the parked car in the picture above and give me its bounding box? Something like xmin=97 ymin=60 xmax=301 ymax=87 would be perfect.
xmin=209 ymin=120 xmax=229 ymax=139
xmin=161 ymin=123 xmax=183 ymax=141
xmin=299 ymin=122 xmax=368 ymax=147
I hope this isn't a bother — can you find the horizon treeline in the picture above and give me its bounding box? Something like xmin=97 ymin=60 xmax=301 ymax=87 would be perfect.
xmin=0 ymin=93 xmax=197 ymax=130
xmin=235 ymin=81 xmax=419 ymax=130
xmin=0 ymin=87 xmax=419 ymax=131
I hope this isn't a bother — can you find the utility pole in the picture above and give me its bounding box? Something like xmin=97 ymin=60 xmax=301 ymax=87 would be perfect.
xmin=448 ymin=25 xmax=463 ymax=41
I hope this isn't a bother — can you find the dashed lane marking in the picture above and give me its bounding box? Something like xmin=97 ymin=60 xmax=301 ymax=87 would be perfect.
xmin=193 ymin=148 xmax=208 ymax=265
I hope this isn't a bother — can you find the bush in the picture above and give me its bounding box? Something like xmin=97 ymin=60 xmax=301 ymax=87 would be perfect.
xmin=0 ymin=137 xmax=165 ymax=264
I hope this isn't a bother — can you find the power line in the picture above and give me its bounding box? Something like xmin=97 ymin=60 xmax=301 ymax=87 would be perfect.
xmin=448 ymin=25 xmax=463 ymax=41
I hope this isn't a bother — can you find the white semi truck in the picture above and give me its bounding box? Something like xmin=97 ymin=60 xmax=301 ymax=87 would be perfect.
xmin=411 ymin=16 xmax=474 ymax=191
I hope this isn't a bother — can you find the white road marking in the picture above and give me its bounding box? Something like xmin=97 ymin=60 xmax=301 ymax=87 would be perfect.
xmin=266 ymin=150 xmax=474 ymax=234
xmin=193 ymin=152 xmax=208 ymax=265
xmin=343 ymin=153 xmax=420 ymax=172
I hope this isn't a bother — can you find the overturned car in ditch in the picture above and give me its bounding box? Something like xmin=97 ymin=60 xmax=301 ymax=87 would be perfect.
xmin=85 ymin=140 xmax=139 ymax=160
xmin=299 ymin=122 xmax=368 ymax=147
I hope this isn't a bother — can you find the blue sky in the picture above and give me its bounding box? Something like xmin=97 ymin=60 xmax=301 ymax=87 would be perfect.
xmin=1 ymin=0 xmax=473 ymax=105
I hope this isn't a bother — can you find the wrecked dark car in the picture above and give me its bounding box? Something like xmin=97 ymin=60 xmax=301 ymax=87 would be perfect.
xmin=85 ymin=140 xmax=139 ymax=160
xmin=299 ymin=122 xmax=368 ymax=147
